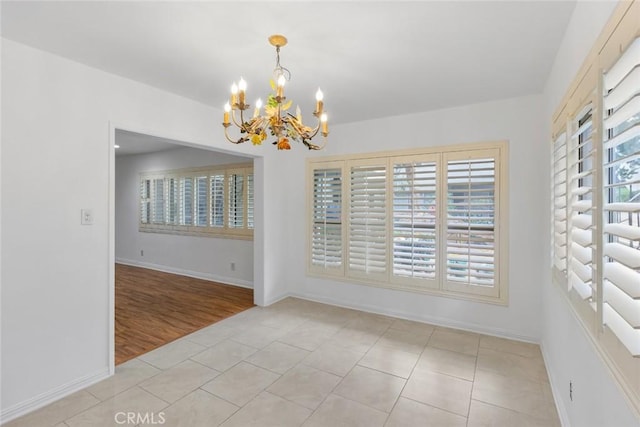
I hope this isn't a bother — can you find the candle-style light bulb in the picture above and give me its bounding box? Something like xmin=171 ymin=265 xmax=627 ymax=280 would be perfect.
xmin=320 ymin=113 xmax=328 ymax=135
xmin=230 ymin=83 xmax=238 ymax=107
xmin=315 ymin=88 xmax=324 ymax=115
xmin=238 ymin=78 xmax=247 ymax=105
xmin=276 ymin=75 xmax=286 ymax=99
xmin=223 ymin=102 xmax=231 ymax=124
xmin=253 ymin=98 xmax=263 ymax=118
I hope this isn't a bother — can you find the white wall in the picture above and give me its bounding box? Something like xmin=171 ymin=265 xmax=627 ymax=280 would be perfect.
xmin=0 ymin=38 xmax=293 ymax=421
xmin=540 ymin=1 xmax=638 ymax=426
xmin=115 ymin=146 xmax=254 ymax=287
xmin=286 ymin=94 xmax=547 ymax=341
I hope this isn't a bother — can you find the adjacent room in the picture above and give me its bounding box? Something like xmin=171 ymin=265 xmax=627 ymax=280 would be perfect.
xmin=1 ymin=1 xmax=639 ymax=426
xmin=113 ymin=130 xmax=255 ymax=364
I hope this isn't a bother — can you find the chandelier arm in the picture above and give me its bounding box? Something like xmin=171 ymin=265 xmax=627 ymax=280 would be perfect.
xmin=223 ymin=125 xmax=248 ymax=144
xmin=230 ymin=108 xmax=243 ymax=128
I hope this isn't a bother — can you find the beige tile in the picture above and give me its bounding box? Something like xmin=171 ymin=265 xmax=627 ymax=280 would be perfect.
xmin=472 ymin=369 xmax=553 ymax=421
xmin=138 ymin=338 xmax=206 ymax=369
xmin=277 ymin=321 xmax=340 ymax=351
xmin=65 ymin=387 xmax=167 ymax=427
xmin=302 ymin=343 xmax=365 ymax=377
xmin=428 ymin=328 xmax=480 ymax=356
xmin=161 ymin=389 xmax=238 ymax=427
xmin=183 ymin=323 xmax=240 ymax=347
xmin=220 ymin=391 xmax=311 ymax=427
xmin=402 ymin=369 xmax=472 ymax=417
xmin=87 ymin=359 xmax=160 ymax=401
xmin=139 ymin=360 xmax=219 ymax=403
xmin=303 ymin=394 xmax=387 ymax=427
xmin=467 ymin=399 xmax=551 ymax=427
xmin=358 ymin=344 xmax=419 ymax=378
xmin=329 ymin=327 xmax=382 ymax=353
xmin=385 ymin=397 xmax=467 ymax=427
xmin=217 ymin=307 xmax=267 ymax=330
xmin=477 ymin=347 xmax=548 ymax=384
xmin=334 ymin=366 xmax=405 ymax=413
xmin=231 ymin=325 xmax=287 ymax=349
xmin=190 ymin=339 xmax=257 ymax=372
xmin=257 ymin=310 xmax=308 ymax=332
xmin=414 ymin=346 xmax=477 ymax=381
xmin=267 ymin=365 xmax=341 ymax=410
xmin=201 ymin=362 xmax=280 ymax=406
xmin=346 ymin=312 xmax=394 ymax=334
xmin=377 ymin=328 xmax=430 ymax=354
xmin=245 ymin=341 xmax=310 ymax=374
xmin=389 ymin=318 xmax=436 ymax=336
xmin=479 ymin=335 xmax=542 ymax=359
xmin=5 ymin=391 xmax=99 ymax=427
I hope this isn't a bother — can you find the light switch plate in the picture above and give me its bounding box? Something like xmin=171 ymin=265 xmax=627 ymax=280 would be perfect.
xmin=81 ymin=209 xmax=93 ymax=225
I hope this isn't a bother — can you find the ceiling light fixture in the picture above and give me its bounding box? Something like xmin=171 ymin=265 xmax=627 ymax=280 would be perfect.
xmin=222 ymin=34 xmax=328 ymax=150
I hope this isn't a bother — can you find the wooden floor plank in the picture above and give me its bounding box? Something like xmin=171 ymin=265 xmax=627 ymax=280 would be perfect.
xmin=115 ymin=263 xmax=254 ymax=365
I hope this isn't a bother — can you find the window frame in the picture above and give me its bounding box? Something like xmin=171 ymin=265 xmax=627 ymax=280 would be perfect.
xmin=307 ymin=140 xmax=509 ymax=305
xmin=139 ymin=163 xmax=253 ymax=240
xmin=550 ymin=0 xmax=640 ymax=415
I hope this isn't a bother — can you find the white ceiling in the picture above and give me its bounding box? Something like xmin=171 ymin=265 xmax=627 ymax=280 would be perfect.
xmin=115 ymin=129 xmax=187 ymax=157
xmin=1 ymin=1 xmax=576 ymax=125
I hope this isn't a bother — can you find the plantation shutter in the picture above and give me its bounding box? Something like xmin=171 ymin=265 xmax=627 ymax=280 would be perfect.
xmin=140 ymin=178 xmax=151 ymax=224
xmin=602 ymin=36 xmax=640 ymax=356
xmin=195 ymin=176 xmax=208 ymax=227
xmin=391 ymin=155 xmax=438 ymax=289
xmin=210 ymin=174 xmax=225 ymax=227
xmin=348 ymin=160 xmax=388 ymax=280
xmin=167 ymin=177 xmax=178 ymax=225
xmin=151 ymin=178 xmax=165 ymax=224
xmin=567 ymin=104 xmax=595 ymax=302
xmin=443 ymin=150 xmax=499 ymax=298
xmin=228 ymin=172 xmax=245 ymax=228
xmin=553 ymin=132 xmax=568 ymax=274
xmin=247 ymin=173 xmax=254 ymax=229
xmin=180 ymin=177 xmax=193 ymax=226
xmin=310 ymin=164 xmax=343 ymax=273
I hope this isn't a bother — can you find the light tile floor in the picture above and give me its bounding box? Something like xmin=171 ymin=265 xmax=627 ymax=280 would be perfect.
xmin=4 ymin=298 xmax=560 ymax=427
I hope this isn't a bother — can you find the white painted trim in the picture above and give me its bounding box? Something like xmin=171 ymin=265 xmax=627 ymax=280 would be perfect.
xmin=0 ymin=367 xmax=110 ymax=424
xmin=288 ymin=290 xmax=538 ymax=344
xmin=540 ymin=341 xmax=570 ymax=427
xmin=115 ymin=258 xmax=253 ymax=289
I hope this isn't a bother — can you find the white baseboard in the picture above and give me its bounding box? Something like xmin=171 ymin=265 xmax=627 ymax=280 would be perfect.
xmin=540 ymin=342 xmax=570 ymax=427
xmin=288 ymin=290 xmax=539 ymax=344
xmin=115 ymin=258 xmax=253 ymax=289
xmin=0 ymin=367 xmax=110 ymax=425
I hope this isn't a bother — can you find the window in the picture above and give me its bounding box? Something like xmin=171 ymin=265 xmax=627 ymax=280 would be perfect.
xmin=550 ymin=1 xmax=640 ymax=412
xmin=139 ymin=164 xmax=253 ymax=239
xmin=308 ymin=141 xmax=508 ymax=304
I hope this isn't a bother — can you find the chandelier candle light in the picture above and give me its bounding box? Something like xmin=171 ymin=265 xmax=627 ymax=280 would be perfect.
xmin=222 ymin=34 xmax=328 ymax=150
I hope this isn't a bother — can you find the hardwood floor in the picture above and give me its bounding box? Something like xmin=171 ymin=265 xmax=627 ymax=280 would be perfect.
xmin=115 ymin=263 xmax=254 ymax=365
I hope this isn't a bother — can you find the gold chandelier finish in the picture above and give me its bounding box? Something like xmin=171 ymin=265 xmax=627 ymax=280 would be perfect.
xmin=222 ymin=34 xmax=328 ymax=150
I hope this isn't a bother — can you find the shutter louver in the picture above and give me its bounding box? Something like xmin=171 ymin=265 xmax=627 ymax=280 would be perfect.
xmin=229 ymin=173 xmax=244 ymax=228
xmin=195 ymin=176 xmax=208 ymax=226
xmin=140 ymin=179 xmax=151 ymax=224
xmin=444 ymin=152 xmax=498 ymax=297
xmin=567 ymin=105 xmax=595 ymax=302
xmin=151 ymin=178 xmax=165 ymax=224
xmin=210 ymin=174 xmax=224 ymax=227
xmin=392 ymin=158 xmax=438 ymax=287
xmin=553 ymin=132 xmax=568 ymax=273
xmin=167 ymin=178 xmax=178 ymax=224
xmin=602 ymin=36 xmax=640 ymax=356
xmin=348 ymin=162 xmax=388 ymax=279
xmin=311 ymin=167 xmax=343 ymax=271
xmin=247 ymin=173 xmax=254 ymax=229
xmin=180 ymin=177 xmax=193 ymax=226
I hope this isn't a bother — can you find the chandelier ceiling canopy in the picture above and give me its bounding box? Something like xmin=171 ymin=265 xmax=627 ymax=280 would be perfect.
xmin=222 ymin=34 xmax=328 ymax=151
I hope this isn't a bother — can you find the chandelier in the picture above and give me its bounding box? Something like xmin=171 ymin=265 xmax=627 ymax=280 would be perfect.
xmin=222 ymin=34 xmax=328 ymax=150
